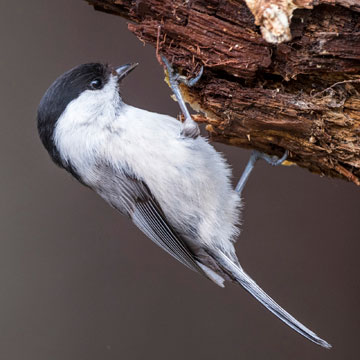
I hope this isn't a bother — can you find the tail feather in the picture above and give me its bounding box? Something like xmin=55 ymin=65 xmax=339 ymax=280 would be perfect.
xmin=216 ymin=252 xmax=331 ymax=349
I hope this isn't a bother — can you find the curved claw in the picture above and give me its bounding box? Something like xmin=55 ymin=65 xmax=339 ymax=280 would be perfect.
xmin=253 ymin=149 xmax=288 ymax=166
xmin=161 ymin=56 xmax=175 ymax=78
xmin=161 ymin=55 xmax=203 ymax=87
xmin=186 ymin=66 xmax=203 ymax=87
xmin=273 ymin=149 xmax=289 ymax=165
xmin=235 ymin=149 xmax=289 ymax=195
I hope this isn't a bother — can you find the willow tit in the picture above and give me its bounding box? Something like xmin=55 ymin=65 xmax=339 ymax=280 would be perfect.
xmin=37 ymin=62 xmax=330 ymax=348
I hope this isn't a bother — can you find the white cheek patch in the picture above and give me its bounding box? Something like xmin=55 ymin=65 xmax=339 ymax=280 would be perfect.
xmin=53 ymin=75 xmax=121 ymax=167
xmin=62 ymin=75 xmax=120 ymax=125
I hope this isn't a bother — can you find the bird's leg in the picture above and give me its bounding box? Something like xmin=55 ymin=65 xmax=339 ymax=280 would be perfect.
xmin=235 ymin=150 xmax=288 ymax=196
xmin=161 ymin=56 xmax=203 ymax=139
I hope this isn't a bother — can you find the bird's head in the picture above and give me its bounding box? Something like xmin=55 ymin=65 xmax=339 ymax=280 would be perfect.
xmin=37 ymin=62 xmax=138 ymax=165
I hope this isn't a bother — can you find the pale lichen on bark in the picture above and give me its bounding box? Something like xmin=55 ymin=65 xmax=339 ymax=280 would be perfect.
xmin=244 ymin=0 xmax=360 ymax=44
xmin=244 ymin=0 xmax=313 ymax=43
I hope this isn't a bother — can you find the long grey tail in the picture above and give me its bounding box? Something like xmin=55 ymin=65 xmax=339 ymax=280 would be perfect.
xmin=216 ymin=252 xmax=331 ymax=349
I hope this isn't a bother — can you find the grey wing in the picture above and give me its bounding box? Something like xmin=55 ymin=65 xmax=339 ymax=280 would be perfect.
xmin=107 ymin=168 xmax=205 ymax=275
xmin=132 ymin=196 xmax=204 ymax=273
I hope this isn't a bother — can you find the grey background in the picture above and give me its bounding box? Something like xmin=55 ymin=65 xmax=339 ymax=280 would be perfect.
xmin=1 ymin=1 xmax=359 ymax=359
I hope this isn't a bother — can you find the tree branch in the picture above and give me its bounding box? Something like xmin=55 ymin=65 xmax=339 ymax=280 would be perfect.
xmin=84 ymin=0 xmax=360 ymax=185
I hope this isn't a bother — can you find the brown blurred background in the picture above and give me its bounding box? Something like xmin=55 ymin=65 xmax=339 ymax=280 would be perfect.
xmin=0 ymin=1 xmax=359 ymax=359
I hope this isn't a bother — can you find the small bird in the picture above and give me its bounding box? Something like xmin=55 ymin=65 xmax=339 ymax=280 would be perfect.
xmin=37 ymin=61 xmax=331 ymax=348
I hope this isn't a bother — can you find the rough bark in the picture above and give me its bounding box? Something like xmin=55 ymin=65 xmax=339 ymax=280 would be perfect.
xmin=85 ymin=0 xmax=360 ymax=185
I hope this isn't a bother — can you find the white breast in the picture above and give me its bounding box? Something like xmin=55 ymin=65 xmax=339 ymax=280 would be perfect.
xmin=55 ymin=98 xmax=241 ymax=255
xmin=109 ymin=105 xmax=241 ymax=254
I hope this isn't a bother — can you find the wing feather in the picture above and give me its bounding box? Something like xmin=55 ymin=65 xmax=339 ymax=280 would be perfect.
xmin=132 ymin=195 xmax=204 ymax=273
xmin=103 ymin=168 xmax=205 ymax=274
xmin=93 ymin=164 xmax=205 ymax=275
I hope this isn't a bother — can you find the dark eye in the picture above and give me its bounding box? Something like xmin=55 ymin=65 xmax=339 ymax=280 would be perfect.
xmin=90 ymin=78 xmax=102 ymax=90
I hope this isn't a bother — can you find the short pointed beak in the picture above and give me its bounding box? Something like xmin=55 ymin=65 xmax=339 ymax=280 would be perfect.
xmin=115 ymin=63 xmax=139 ymax=81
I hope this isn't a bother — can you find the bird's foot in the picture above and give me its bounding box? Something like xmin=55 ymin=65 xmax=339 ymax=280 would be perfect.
xmin=253 ymin=149 xmax=288 ymax=166
xmin=161 ymin=56 xmax=203 ymax=138
xmin=162 ymin=56 xmax=203 ymax=88
xmin=235 ymin=149 xmax=288 ymax=195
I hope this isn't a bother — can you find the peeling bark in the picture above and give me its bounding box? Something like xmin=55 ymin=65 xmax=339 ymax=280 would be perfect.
xmin=244 ymin=0 xmax=360 ymax=44
xmin=84 ymin=0 xmax=360 ymax=185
